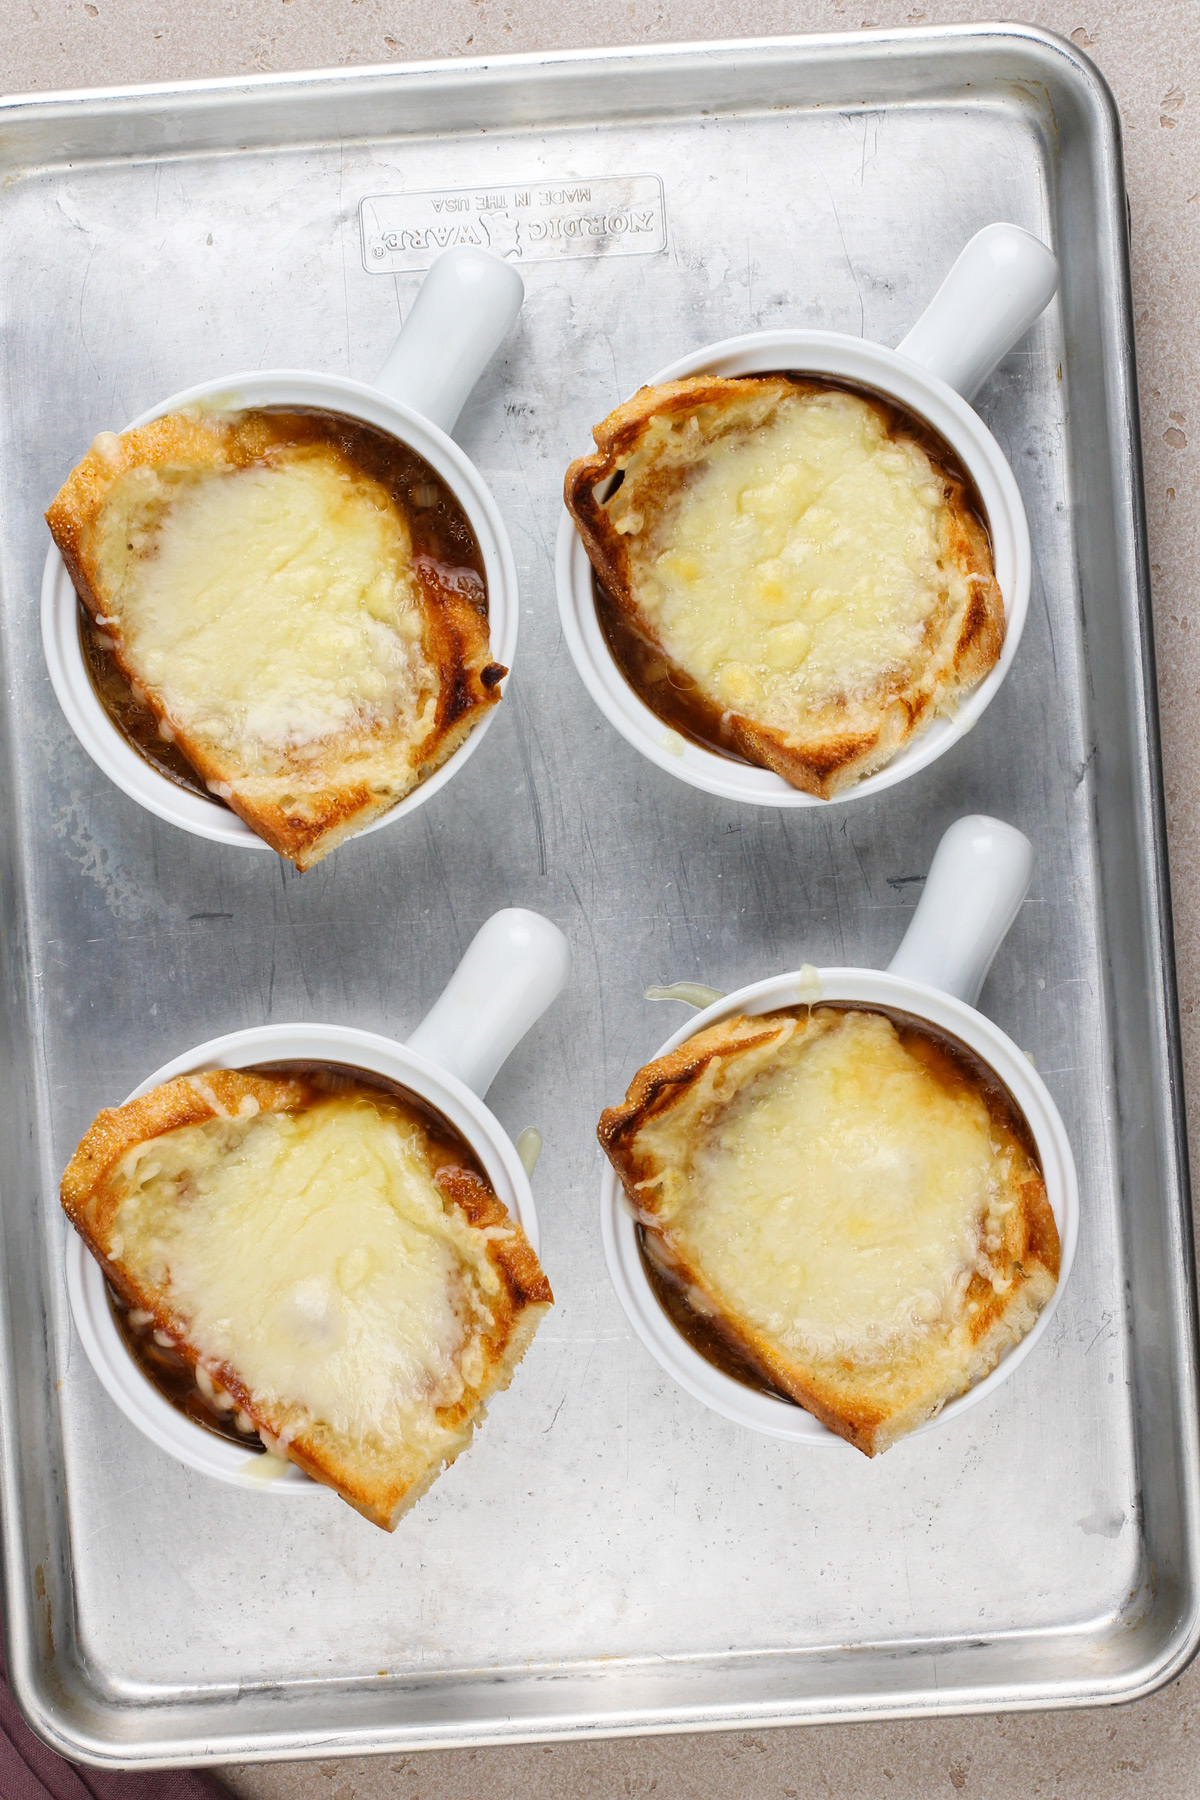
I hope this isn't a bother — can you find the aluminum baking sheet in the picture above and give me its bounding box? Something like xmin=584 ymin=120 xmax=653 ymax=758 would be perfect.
xmin=0 ymin=24 xmax=1195 ymax=1767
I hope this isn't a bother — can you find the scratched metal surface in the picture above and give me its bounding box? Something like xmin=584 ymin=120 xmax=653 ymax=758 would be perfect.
xmin=0 ymin=27 xmax=1194 ymax=1766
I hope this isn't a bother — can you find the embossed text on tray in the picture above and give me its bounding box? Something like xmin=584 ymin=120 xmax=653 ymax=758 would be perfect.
xmin=359 ymin=175 xmax=667 ymax=272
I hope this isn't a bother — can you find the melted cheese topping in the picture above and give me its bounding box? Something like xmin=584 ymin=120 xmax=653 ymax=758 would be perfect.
xmin=660 ymin=1011 xmax=1013 ymax=1361
xmin=609 ymin=388 xmax=973 ymax=719
xmin=110 ymin=1096 xmax=502 ymax=1449
xmin=91 ymin=441 xmax=436 ymax=758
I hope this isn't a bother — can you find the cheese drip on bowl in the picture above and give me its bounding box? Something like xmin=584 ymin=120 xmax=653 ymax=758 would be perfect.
xmin=110 ymin=1095 xmax=501 ymax=1450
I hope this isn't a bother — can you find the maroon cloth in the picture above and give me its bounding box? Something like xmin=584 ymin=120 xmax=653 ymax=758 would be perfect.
xmin=0 ymin=1603 xmax=228 ymax=1799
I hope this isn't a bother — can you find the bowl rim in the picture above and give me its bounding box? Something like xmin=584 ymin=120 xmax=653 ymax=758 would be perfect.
xmin=600 ymin=967 xmax=1079 ymax=1445
xmin=41 ymin=370 xmax=519 ymax=849
xmin=66 ymin=1021 xmax=539 ymax=1492
xmin=555 ymin=327 xmax=1032 ymax=807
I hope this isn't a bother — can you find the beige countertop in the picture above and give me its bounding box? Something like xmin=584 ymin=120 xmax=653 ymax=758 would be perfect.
xmin=4 ymin=2 xmax=1199 ymax=1795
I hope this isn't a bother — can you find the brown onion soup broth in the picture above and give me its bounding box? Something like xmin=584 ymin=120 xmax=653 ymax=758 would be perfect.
xmin=80 ymin=408 xmax=488 ymax=800
xmin=597 ymin=375 xmax=995 ymax=759
xmin=110 ymin=1061 xmax=493 ymax=1447
xmin=638 ymin=1003 xmax=1043 ymax=1403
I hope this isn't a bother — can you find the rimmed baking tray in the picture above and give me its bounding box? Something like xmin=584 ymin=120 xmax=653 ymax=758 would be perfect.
xmin=0 ymin=23 xmax=1195 ymax=1767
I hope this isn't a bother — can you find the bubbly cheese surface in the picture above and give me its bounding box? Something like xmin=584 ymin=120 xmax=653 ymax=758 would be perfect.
xmin=92 ymin=442 xmax=436 ymax=757
xmin=111 ymin=1095 xmax=501 ymax=1448
xmin=611 ymin=388 xmax=972 ymax=718
xmin=666 ymin=1011 xmax=1012 ymax=1360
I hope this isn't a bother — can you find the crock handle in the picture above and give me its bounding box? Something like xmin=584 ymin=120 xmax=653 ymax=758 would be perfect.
xmin=406 ymin=909 xmax=570 ymax=1098
xmin=894 ymin=223 xmax=1059 ymax=401
xmin=372 ymin=246 xmax=525 ymax=435
xmin=887 ymin=815 xmax=1033 ymax=1007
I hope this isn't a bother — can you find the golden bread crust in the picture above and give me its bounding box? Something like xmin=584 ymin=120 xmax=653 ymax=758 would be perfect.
xmin=599 ymin=1008 xmax=1059 ymax=1455
xmin=46 ymin=412 xmax=504 ymax=869
xmin=62 ymin=1071 xmax=551 ymax=1528
xmin=565 ymin=376 xmax=1004 ymax=798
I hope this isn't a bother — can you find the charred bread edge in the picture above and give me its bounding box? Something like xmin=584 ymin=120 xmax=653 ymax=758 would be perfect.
xmin=45 ymin=417 xmax=504 ymax=869
xmin=62 ymin=1070 xmax=553 ymax=1524
xmin=564 ymin=375 xmax=1005 ymax=799
xmin=598 ymin=1008 xmax=1058 ymax=1456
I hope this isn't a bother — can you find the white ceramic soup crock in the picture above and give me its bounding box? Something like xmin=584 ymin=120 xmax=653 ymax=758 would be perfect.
xmin=601 ymin=815 xmax=1079 ymax=1444
xmin=66 ymin=907 xmax=569 ymax=1492
xmin=557 ymin=224 xmax=1059 ymax=806
xmin=43 ymin=246 xmax=524 ymax=850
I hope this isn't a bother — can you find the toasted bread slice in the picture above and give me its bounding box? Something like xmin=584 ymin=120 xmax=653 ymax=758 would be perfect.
xmin=62 ymin=1068 xmax=552 ymax=1527
xmin=47 ymin=409 xmax=504 ymax=868
xmin=599 ymin=1007 xmax=1059 ymax=1454
xmin=565 ymin=376 xmax=1003 ymax=797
